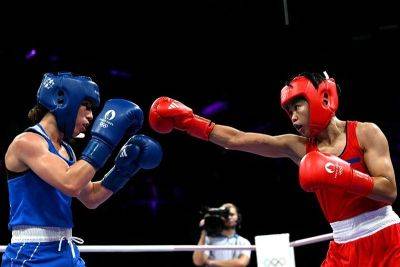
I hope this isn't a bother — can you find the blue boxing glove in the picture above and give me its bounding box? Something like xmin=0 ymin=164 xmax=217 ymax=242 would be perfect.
xmin=101 ymin=134 xmax=163 ymax=193
xmin=81 ymin=99 xmax=144 ymax=169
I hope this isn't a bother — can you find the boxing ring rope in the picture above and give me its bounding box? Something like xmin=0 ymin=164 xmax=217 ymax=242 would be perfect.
xmin=0 ymin=233 xmax=333 ymax=253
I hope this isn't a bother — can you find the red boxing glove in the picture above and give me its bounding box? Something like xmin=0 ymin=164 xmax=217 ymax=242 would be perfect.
xmin=149 ymin=97 xmax=215 ymax=141
xmin=299 ymin=151 xmax=374 ymax=196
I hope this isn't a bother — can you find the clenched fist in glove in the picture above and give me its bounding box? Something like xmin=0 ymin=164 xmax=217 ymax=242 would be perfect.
xmin=299 ymin=151 xmax=374 ymax=196
xmin=149 ymin=97 xmax=215 ymax=141
xmin=81 ymin=99 xmax=143 ymax=170
xmin=101 ymin=135 xmax=163 ymax=193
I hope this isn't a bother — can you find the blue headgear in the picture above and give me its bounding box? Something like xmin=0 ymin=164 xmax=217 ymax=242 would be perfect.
xmin=37 ymin=72 xmax=100 ymax=139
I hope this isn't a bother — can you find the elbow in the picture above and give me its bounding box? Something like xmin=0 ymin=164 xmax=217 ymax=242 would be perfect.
xmin=388 ymin=189 xmax=397 ymax=204
xmin=384 ymin=177 xmax=398 ymax=204
xmin=192 ymin=255 xmax=206 ymax=266
xmin=235 ymin=255 xmax=250 ymax=267
xmin=83 ymin=201 xmax=100 ymax=210
xmin=192 ymin=259 xmax=203 ymax=266
xmin=384 ymin=182 xmax=397 ymax=204
xmin=79 ymin=195 xmax=101 ymax=209
xmin=235 ymin=259 xmax=249 ymax=267
xmin=63 ymin=184 xmax=83 ymax=198
xmin=377 ymin=187 xmax=397 ymax=204
xmin=192 ymin=261 xmax=203 ymax=267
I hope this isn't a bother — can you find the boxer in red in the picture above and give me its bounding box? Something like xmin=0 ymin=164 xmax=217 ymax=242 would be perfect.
xmin=149 ymin=71 xmax=400 ymax=266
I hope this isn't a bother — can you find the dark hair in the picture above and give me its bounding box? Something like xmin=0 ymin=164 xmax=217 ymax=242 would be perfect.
xmin=222 ymin=203 xmax=242 ymax=229
xmin=28 ymin=104 xmax=49 ymax=124
xmin=285 ymin=71 xmax=341 ymax=95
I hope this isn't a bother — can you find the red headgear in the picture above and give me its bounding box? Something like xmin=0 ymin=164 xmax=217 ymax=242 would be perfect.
xmin=280 ymin=73 xmax=339 ymax=137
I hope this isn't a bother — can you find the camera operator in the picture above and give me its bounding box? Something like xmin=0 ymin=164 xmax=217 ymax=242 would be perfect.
xmin=192 ymin=203 xmax=251 ymax=267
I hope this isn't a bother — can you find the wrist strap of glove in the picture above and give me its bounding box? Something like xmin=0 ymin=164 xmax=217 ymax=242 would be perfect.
xmin=186 ymin=115 xmax=215 ymax=141
xmin=350 ymin=170 xmax=374 ymax=196
xmin=101 ymin=165 xmax=140 ymax=193
xmin=81 ymin=138 xmax=113 ymax=170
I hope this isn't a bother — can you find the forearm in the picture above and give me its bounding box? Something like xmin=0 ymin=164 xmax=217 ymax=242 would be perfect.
xmin=369 ymin=176 xmax=397 ymax=204
xmin=209 ymin=125 xmax=266 ymax=152
xmin=209 ymin=124 xmax=244 ymax=149
xmin=206 ymin=259 xmax=248 ymax=267
xmin=210 ymin=125 xmax=293 ymax=158
xmin=78 ymin=181 xmax=113 ymax=209
xmin=61 ymin=160 xmax=96 ymax=196
xmin=193 ymin=231 xmax=207 ymax=266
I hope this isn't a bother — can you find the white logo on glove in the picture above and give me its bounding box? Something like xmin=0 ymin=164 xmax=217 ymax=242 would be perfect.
xmin=119 ymin=144 xmax=133 ymax=158
xmin=325 ymin=162 xmax=335 ymax=174
xmin=120 ymin=147 xmax=128 ymax=157
xmin=42 ymin=77 xmax=55 ymax=89
xmin=168 ymin=102 xmax=180 ymax=110
xmin=325 ymin=162 xmax=344 ymax=179
xmin=99 ymin=110 xmax=116 ymax=128
xmin=104 ymin=110 xmax=116 ymax=121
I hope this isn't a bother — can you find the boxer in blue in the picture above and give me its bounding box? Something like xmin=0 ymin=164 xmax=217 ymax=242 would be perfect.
xmin=2 ymin=72 xmax=162 ymax=266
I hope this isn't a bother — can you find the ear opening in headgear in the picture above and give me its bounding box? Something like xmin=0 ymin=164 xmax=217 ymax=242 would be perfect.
xmin=323 ymin=92 xmax=329 ymax=106
xmin=37 ymin=72 xmax=100 ymax=140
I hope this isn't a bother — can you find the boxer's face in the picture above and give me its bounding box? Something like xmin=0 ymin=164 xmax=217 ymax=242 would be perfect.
xmin=73 ymin=101 xmax=94 ymax=137
xmin=286 ymin=98 xmax=310 ymax=136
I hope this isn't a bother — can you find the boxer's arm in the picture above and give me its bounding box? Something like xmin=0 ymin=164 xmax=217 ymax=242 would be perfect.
xmin=358 ymin=122 xmax=397 ymax=203
xmin=77 ymin=181 xmax=113 ymax=209
xmin=209 ymin=124 xmax=306 ymax=162
xmin=5 ymin=132 xmax=95 ymax=197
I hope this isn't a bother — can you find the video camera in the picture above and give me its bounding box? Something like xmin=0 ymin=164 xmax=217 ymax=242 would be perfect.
xmin=200 ymin=206 xmax=230 ymax=237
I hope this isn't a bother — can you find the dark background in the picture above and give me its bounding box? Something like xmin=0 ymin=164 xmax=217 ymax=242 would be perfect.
xmin=1 ymin=1 xmax=399 ymax=266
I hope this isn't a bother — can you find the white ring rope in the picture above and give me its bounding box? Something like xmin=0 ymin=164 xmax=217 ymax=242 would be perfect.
xmin=0 ymin=233 xmax=332 ymax=253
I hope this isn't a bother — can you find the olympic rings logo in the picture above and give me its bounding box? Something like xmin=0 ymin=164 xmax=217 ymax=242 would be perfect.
xmin=263 ymin=257 xmax=286 ymax=267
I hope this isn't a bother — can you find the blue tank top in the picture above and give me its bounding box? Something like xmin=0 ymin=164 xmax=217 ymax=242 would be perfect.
xmin=7 ymin=124 xmax=76 ymax=230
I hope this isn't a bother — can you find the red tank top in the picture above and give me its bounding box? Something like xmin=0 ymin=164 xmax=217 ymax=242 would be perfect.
xmin=306 ymin=121 xmax=387 ymax=223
